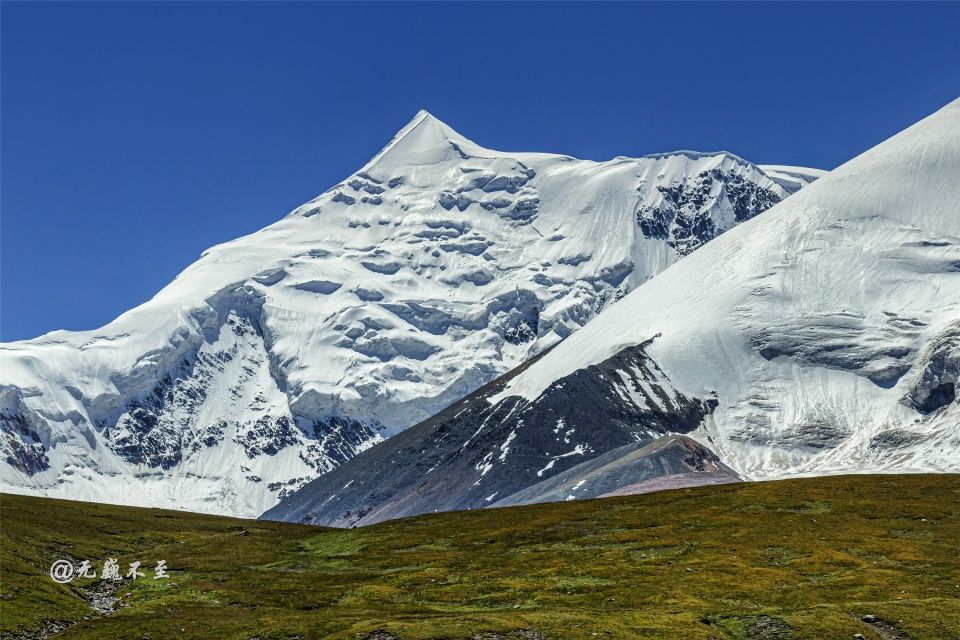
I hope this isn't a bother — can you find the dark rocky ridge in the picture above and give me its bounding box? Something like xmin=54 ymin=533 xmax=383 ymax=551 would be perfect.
xmin=262 ymin=336 xmax=717 ymax=527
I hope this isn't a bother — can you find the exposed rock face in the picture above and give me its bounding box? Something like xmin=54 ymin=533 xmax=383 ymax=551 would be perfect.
xmin=1 ymin=411 xmax=49 ymax=476
xmin=637 ymin=165 xmax=787 ymax=255
xmin=904 ymin=321 xmax=959 ymax=414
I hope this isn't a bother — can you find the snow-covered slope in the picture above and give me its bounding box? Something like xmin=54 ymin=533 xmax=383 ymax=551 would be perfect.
xmin=757 ymin=165 xmax=828 ymax=193
xmin=265 ymin=99 xmax=959 ymax=529
xmin=495 ymin=98 xmax=960 ymax=479
xmin=0 ymin=110 xmax=817 ymax=517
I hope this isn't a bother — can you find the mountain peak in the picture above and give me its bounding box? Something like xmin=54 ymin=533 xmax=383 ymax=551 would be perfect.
xmin=410 ymin=108 xmax=440 ymax=124
xmin=362 ymin=110 xmax=478 ymax=175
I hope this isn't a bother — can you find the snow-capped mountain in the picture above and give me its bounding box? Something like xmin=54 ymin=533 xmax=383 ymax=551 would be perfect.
xmin=1 ymin=110 xmax=817 ymax=517
xmin=265 ymin=99 xmax=959 ymax=527
xmin=494 ymin=99 xmax=960 ymax=480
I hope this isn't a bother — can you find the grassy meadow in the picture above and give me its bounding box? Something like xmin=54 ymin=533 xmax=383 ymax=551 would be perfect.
xmin=1 ymin=474 xmax=958 ymax=639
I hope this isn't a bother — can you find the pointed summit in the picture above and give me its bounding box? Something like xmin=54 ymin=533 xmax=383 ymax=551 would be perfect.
xmin=401 ymin=109 xmax=468 ymax=139
xmin=362 ymin=109 xmax=482 ymax=176
xmin=406 ymin=109 xmax=447 ymax=130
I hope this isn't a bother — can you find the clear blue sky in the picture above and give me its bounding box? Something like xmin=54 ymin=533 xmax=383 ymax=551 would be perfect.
xmin=2 ymin=2 xmax=958 ymax=342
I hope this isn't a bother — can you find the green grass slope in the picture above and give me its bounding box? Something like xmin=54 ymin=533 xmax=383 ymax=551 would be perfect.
xmin=1 ymin=474 xmax=958 ymax=639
